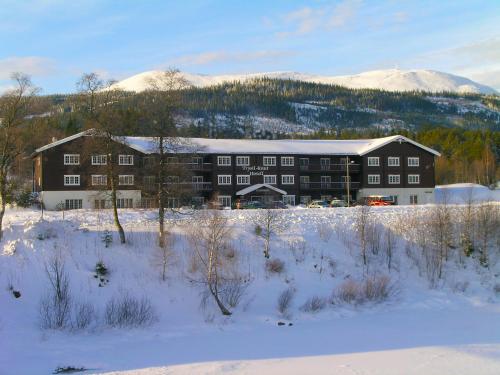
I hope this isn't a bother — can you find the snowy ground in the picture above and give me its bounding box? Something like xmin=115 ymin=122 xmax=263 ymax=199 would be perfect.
xmin=1 ymin=198 xmax=499 ymax=374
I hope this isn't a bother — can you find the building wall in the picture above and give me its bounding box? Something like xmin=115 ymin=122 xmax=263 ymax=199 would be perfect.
xmin=358 ymin=187 xmax=435 ymax=205
xmin=41 ymin=190 xmax=142 ymax=210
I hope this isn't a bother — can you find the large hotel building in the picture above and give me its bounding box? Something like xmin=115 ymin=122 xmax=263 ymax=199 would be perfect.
xmin=32 ymin=130 xmax=440 ymax=210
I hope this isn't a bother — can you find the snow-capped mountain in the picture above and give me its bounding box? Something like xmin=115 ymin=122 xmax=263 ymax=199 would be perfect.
xmin=110 ymin=69 xmax=497 ymax=94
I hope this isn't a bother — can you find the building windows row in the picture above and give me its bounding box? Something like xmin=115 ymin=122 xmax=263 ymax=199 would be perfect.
xmin=64 ymin=174 xmax=134 ymax=186
xmin=217 ymin=174 xmax=295 ymax=185
xmin=64 ymin=154 xmax=134 ymax=165
xmin=368 ymin=174 xmax=420 ymax=185
xmin=216 ymin=155 xmax=296 ymax=167
xmin=367 ymin=156 xmax=419 ymax=167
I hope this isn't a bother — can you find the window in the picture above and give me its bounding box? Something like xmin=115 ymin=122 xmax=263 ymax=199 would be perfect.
xmin=192 ymin=176 xmax=204 ymax=183
xmin=64 ymin=175 xmax=80 ymax=186
xmin=388 ymin=174 xmax=400 ymax=184
xmin=118 ymin=175 xmax=134 ymax=185
xmin=281 ymin=156 xmax=294 ymax=167
xmin=143 ymin=156 xmax=156 ymax=167
xmin=388 ymin=157 xmax=400 ymax=167
xmin=217 ymin=156 xmax=231 ymax=166
xmin=408 ymin=174 xmax=420 ymax=184
xmin=119 ymin=155 xmax=134 ymax=165
xmin=320 ymin=158 xmax=331 ymax=170
xmin=300 ymin=196 xmax=311 ymax=204
xmin=410 ymin=195 xmax=418 ymax=205
xmin=94 ymin=199 xmax=107 ymax=209
xmin=65 ymin=199 xmax=82 ymax=210
xmin=299 ymin=158 xmax=309 ymax=170
xmin=263 ymin=156 xmax=276 ymax=166
xmin=64 ymin=154 xmax=80 ymax=165
xmin=91 ymin=155 xmax=107 ymax=165
xmin=263 ymin=175 xmax=276 ymax=184
xmin=192 ymin=196 xmax=205 ymax=207
xmin=167 ymin=157 xmax=178 ymax=164
xmin=368 ymin=157 xmax=379 ymax=166
xmin=300 ymin=175 xmax=310 ymax=188
xmin=167 ymin=198 xmax=179 ymax=208
xmin=321 ymin=175 xmax=331 ymax=188
xmin=236 ymin=175 xmax=250 ymax=185
xmin=367 ymin=174 xmax=380 ymax=184
xmin=236 ymin=156 xmax=250 ymax=166
xmin=144 ymin=176 xmax=156 ymax=189
xmin=408 ymin=157 xmax=420 ymax=167
xmin=166 ymin=176 xmax=179 ymax=183
xmin=218 ymin=195 xmax=231 ymax=208
xmin=281 ymin=175 xmax=294 ymax=185
xmin=91 ymin=175 xmax=107 ymax=186
xmin=192 ymin=156 xmax=203 ymax=165
xmin=283 ymin=195 xmax=295 ymax=206
xmin=321 ymin=195 xmax=332 ymax=201
xmin=218 ymin=175 xmax=232 ymax=185
xmin=117 ymin=198 xmax=133 ymax=208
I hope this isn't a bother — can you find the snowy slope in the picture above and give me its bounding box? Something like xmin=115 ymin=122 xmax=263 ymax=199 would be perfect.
xmin=110 ymin=69 xmax=497 ymax=94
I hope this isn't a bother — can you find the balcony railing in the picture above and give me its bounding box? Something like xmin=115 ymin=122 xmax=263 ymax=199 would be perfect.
xmin=299 ymin=163 xmax=360 ymax=173
xmin=143 ymin=182 xmax=213 ymax=192
xmin=300 ymin=182 xmax=360 ymax=190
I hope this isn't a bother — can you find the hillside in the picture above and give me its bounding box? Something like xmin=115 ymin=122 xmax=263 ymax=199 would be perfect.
xmin=1 ymin=196 xmax=499 ymax=374
xmin=111 ymin=69 xmax=498 ymax=95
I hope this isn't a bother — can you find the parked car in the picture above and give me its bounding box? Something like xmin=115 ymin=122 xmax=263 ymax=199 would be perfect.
xmin=272 ymin=201 xmax=288 ymax=209
xmin=364 ymin=195 xmax=395 ymax=206
xmin=329 ymin=198 xmax=346 ymax=207
xmin=307 ymin=200 xmax=330 ymax=208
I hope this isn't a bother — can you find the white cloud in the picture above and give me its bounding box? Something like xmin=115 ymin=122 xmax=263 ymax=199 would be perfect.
xmin=171 ymin=50 xmax=296 ymax=66
xmin=328 ymin=0 xmax=362 ymax=28
xmin=0 ymin=56 xmax=56 ymax=80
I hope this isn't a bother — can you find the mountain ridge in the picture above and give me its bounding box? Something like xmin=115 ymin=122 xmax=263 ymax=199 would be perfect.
xmin=111 ymin=69 xmax=498 ymax=95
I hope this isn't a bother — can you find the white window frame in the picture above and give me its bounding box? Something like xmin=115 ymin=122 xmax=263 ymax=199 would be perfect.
xmin=91 ymin=174 xmax=107 ymax=186
xmin=218 ymin=195 xmax=231 ymax=208
xmin=118 ymin=175 xmax=134 ymax=185
xmin=118 ymin=155 xmax=134 ymax=165
xmin=408 ymin=157 xmax=420 ymax=167
xmin=64 ymin=154 xmax=80 ymax=165
xmin=263 ymin=175 xmax=276 ymax=185
xmin=408 ymin=174 xmax=420 ymax=184
xmin=64 ymin=175 xmax=80 ymax=186
xmin=281 ymin=156 xmax=294 ymax=167
xmin=281 ymin=175 xmax=295 ymax=185
xmin=217 ymin=156 xmax=231 ymax=166
xmin=367 ymin=174 xmax=380 ymax=184
xmin=388 ymin=157 xmax=400 ymax=167
xmin=236 ymin=156 xmax=250 ymax=166
xmin=283 ymin=195 xmax=295 ymax=206
xmin=236 ymin=175 xmax=250 ymax=185
xmin=300 ymin=196 xmax=311 ymax=204
xmin=368 ymin=157 xmax=380 ymax=167
xmin=263 ymin=156 xmax=276 ymax=167
xmin=91 ymin=155 xmax=107 ymax=165
xmin=117 ymin=198 xmax=134 ymax=209
xmin=388 ymin=174 xmax=400 ymax=184
xmin=65 ymin=199 xmax=82 ymax=210
xmin=410 ymin=195 xmax=418 ymax=205
xmin=217 ymin=175 xmax=232 ymax=185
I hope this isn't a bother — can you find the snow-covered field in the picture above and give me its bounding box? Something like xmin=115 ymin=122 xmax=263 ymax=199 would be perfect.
xmin=1 ymin=199 xmax=499 ymax=374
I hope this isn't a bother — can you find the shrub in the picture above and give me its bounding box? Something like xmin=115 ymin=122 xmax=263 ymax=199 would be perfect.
xmin=220 ymin=278 xmax=249 ymax=308
xmin=15 ymin=190 xmax=36 ymax=208
xmin=277 ymin=287 xmax=295 ymax=316
xmin=266 ymin=258 xmax=285 ymax=274
xmin=494 ymin=284 xmax=500 ymax=295
xmin=72 ymin=301 xmax=97 ymax=330
xmin=335 ymin=279 xmax=360 ymax=304
xmin=300 ymin=295 xmax=326 ymax=313
xmin=101 ymin=230 xmax=113 ymax=248
xmin=95 ymin=261 xmax=108 ymax=277
xmin=104 ymin=294 xmax=157 ymax=328
xmin=363 ymin=275 xmax=391 ymax=302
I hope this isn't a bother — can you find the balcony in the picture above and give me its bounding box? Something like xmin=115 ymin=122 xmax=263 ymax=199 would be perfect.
xmin=300 ymin=182 xmax=360 ymax=190
xmin=299 ymin=163 xmax=360 ymax=173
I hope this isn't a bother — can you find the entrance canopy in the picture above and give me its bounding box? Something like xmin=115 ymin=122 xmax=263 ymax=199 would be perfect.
xmin=236 ymin=184 xmax=287 ymax=196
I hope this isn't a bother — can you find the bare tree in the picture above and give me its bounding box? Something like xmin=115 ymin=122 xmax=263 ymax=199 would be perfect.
xmin=383 ymin=228 xmax=396 ymax=271
xmin=141 ymin=68 xmax=193 ymax=247
xmin=475 ymin=202 xmax=499 ymax=267
xmin=188 ymin=211 xmax=232 ymax=315
xmin=355 ymin=205 xmax=371 ymax=268
xmin=0 ymin=73 xmax=38 ymax=241
xmin=152 ymin=231 xmax=175 ymax=281
xmin=39 ymin=252 xmax=72 ymax=329
xmin=254 ymin=209 xmax=288 ymax=259
xmin=77 ymin=73 xmax=129 ymax=243
xmin=460 ymin=186 xmax=476 ymax=259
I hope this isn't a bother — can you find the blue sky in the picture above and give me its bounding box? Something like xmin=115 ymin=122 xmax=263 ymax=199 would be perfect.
xmin=1 ymin=0 xmax=500 ymax=93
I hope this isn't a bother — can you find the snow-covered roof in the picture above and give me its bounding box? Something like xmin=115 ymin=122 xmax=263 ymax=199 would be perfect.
xmin=122 ymin=135 xmax=441 ymax=156
xmin=34 ymin=132 xmax=441 ymax=157
xmin=236 ymin=184 xmax=287 ymax=196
